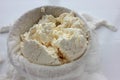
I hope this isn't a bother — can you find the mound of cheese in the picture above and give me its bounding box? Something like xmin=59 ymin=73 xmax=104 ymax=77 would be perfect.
xmin=20 ymin=12 xmax=88 ymax=66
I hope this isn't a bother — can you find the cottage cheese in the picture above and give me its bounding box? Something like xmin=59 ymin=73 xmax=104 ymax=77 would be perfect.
xmin=20 ymin=12 xmax=88 ymax=66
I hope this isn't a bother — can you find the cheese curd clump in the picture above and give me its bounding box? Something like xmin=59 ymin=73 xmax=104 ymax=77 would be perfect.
xmin=20 ymin=12 xmax=88 ymax=66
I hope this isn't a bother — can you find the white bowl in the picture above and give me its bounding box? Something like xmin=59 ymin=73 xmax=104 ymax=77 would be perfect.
xmin=7 ymin=6 xmax=93 ymax=80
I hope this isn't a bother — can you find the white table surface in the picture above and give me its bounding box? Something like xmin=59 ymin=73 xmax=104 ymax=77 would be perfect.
xmin=0 ymin=0 xmax=120 ymax=80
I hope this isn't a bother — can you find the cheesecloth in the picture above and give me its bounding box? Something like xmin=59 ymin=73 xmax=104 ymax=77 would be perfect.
xmin=7 ymin=6 xmax=116 ymax=80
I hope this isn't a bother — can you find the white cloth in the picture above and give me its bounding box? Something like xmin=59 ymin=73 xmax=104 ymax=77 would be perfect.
xmin=1 ymin=6 xmax=117 ymax=80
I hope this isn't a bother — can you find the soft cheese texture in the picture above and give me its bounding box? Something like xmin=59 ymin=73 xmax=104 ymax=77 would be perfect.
xmin=20 ymin=12 xmax=88 ymax=66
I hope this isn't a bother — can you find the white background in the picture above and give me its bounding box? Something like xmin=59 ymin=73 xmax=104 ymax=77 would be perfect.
xmin=0 ymin=0 xmax=120 ymax=80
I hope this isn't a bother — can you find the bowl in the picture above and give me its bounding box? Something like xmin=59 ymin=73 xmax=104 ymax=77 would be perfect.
xmin=7 ymin=6 xmax=92 ymax=80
